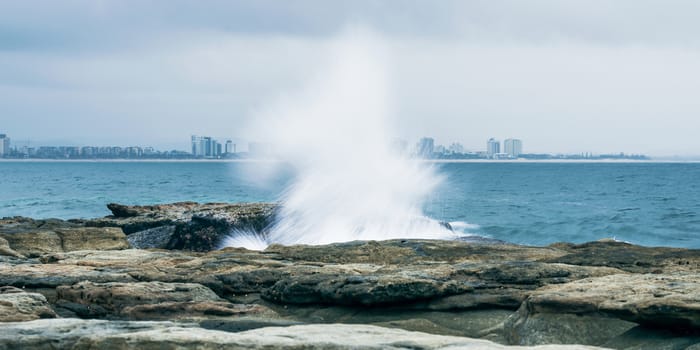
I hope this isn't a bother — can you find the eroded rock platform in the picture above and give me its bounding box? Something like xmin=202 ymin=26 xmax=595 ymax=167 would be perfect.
xmin=2 ymin=202 xmax=700 ymax=349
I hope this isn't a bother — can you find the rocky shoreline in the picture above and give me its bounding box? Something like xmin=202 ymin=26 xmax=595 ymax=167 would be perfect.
xmin=1 ymin=202 xmax=700 ymax=349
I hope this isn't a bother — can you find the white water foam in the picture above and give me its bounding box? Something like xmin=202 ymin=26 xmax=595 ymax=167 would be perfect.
xmin=223 ymin=28 xmax=463 ymax=250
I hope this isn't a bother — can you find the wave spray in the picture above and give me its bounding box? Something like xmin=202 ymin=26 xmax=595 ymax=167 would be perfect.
xmin=223 ymin=29 xmax=459 ymax=249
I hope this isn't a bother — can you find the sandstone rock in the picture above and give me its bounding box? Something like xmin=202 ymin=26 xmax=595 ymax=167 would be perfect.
xmin=56 ymin=227 xmax=130 ymax=251
xmin=0 ymin=230 xmax=62 ymax=257
xmin=0 ymin=236 xmax=24 ymax=258
xmin=264 ymin=239 xmax=568 ymax=265
xmin=0 ymin=286 xmax=57 ymax=322
xmin=56 ymin=281 xmax=223 ymax=317
xmin=0 ymin=319 xmax=608 ymax=349
xmin=524 ymin=273 xmax=700 ymax=329
xmin=0 ymin=225 xmax=129 ymax=257
xmin=0 ymin=319 xmax=191 ymax=349
xmin=0 ymin=263 xmax=136 ymax=289
xmin=120 ymin=301 xmax=277 ymax=321
xmin=262 ymin=272 xmax=469 ymax=306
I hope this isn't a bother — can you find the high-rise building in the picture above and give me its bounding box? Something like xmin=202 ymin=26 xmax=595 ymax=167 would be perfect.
xmin=0 ymin=134 xmax=10 ymax=157
xmin=486 ymin=138 xmax=500 ymax=158
xmin=416 ymin=137 xmax=434 ymax=158
xmin=504 ymin=139 xmax=523 ymax=158
xmin=191 ymin=135 xmax=221 ymax=158
xmin=225 ymin=140 xmax=235 ymax=154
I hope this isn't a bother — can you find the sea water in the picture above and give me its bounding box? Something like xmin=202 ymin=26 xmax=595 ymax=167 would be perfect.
xmin=1 ymin=161 xmax=699 ymax=248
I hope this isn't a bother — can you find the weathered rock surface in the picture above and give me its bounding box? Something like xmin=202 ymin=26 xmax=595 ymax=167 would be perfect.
xmin=0 ymin=319 xmax=608 ymax=349
xmin=523 ymin=273 xmax=700 ymax=329
xmin=0 ymin=286 xmax=57 ymax=322
xmin=0 ymin=236 xmax=24 ymax=258
xmin=0 ymin=217 xmax=129 ymax=257
xmin=75 ymin=202 xmax=276 ymax=251
xmin=3 ymin=203 xmax=700 ymax=348
xmin=126 ymin=225 xmax=175 ymax=249
xmin=547 ymin=241 xmax=700 ymax=274
xmin=56 ymin=281 xmax=223 ymax=317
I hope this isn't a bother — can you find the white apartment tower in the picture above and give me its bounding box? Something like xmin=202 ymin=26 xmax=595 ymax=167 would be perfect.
xmin=0 ymin=134 xmax=10 ymax=157
xmin=504 ymin=138 xmax=523 ymax=158
xmin=225 ymin=140 xmax=235 ymax=154
xmin=486 ymin=138 xmax=500 ymax=158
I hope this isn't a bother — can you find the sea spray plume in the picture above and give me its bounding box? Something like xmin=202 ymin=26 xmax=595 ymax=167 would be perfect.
xmin=223 ymin=28 xmax=457 ymax=249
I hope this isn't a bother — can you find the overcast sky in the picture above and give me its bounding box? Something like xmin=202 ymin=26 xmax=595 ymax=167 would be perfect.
xmin=1 ymin=0 xmax=700 ymax=155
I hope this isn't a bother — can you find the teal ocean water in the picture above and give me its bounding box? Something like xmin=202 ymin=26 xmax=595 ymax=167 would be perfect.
xmin=1 ymin=161 xmax=699 ymax=248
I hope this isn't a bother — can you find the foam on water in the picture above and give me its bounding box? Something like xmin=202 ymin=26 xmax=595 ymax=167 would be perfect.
xmin=222 ymin=28 xmax=461 ymax=249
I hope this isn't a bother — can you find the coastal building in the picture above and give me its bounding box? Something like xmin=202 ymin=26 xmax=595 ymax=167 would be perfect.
xmin=191 ymin=135 xmax=221 ymax=158
xmin=504 ymin=139 xmax=523 ymax=158
xmin=486 ymin=138 xmax=500 ymax=158
xmin=416 ymin=137 xmax=434 ymax=158
xmin=225 ymin=140 xmax=235 ymax=154
xmin=0 ymin=134 xmax=9 ymax=157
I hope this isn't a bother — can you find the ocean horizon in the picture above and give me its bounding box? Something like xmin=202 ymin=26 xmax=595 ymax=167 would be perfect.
xmin=2 ymin=161 xmax=698 ymax=249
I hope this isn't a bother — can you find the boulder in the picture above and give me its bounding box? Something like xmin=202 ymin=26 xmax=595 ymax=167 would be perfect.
xmin=0 ymin=286 xmax=57 ymax=322
xmin=66 ymin=202 xmax=276 ymax=252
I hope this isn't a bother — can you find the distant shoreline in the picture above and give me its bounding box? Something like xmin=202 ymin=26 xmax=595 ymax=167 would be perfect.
xmin=1 ymin=158 xmax=699 ymax=164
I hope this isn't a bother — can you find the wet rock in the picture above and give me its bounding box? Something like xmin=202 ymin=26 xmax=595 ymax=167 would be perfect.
xmin=87 ymin=202 xmax=275 ymax=232
xmin=503 ymin=302 xmax=636 ymax=346
xmin=601 ymin=326 xmax=700 ymax=349
xmin=69 ymin=202 xmax=276 ymax=252
xmin=524 ymin=273 xmax=700 ymax=329
xmin=547 ymin=240 xmax=700 ymax=273
xmin=0 ymin=286 xmax=57 ymax=322
xmin=126 ymin=225 xmax=176 ymax=249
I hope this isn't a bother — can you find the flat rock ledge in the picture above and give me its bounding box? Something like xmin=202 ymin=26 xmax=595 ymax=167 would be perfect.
xmin=0 ymin=319 xmax=605 ymax=350
xmin=2 ymin=202 xmax=700 ymax=349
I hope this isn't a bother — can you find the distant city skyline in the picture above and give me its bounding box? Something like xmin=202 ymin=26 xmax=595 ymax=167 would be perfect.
xmin=2 ymin=1 xmax=700 ymax=156
xmin=0 ymin=131 xmax=651 ymax=160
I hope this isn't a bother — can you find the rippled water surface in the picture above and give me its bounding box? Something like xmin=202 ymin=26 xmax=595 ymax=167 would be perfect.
xmin=1 ymin=161 xmax=699 ymax=248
